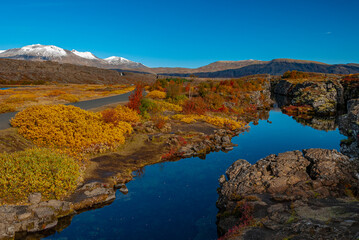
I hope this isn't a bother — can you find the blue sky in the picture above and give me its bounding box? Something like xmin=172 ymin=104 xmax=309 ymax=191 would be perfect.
xmin=0 ymin=0 xmax=358 ymax=67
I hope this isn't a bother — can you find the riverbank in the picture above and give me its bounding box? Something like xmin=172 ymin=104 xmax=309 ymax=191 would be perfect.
xmin=0 ymin=115 xmax=253 ymax=239
xmin=216 ymin=98 xmax=359 ymax=240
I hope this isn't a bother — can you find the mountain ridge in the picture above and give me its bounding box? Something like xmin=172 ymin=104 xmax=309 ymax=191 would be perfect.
xmin=0 ymin=44 xmax=146 ymax=70
xmin=1 ymin=44 xmax=359 ymax=78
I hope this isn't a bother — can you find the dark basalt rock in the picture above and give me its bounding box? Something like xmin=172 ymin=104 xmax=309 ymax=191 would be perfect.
xmin=217 ymin=149 xmax=359 ymax=240
xmin=339 ymin=98 xmax=359 ymax=160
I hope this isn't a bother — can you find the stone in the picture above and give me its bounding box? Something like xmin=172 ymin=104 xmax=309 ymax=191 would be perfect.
xmin=119 ymin=186 xmax=129 ymax=194
xmin=32 ymin=207 xmax=54 ymax=219
xmin=218 ymin=175 xmax=226 ymax=185
xmin=17 ymin=212 xmax=32 ymax=221
xmin=28 ymin=193 xmax=42 ymax=204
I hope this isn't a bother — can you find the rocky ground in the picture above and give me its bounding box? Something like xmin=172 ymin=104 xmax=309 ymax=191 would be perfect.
xmin=217 ymin=148 xmax=359 ymax=240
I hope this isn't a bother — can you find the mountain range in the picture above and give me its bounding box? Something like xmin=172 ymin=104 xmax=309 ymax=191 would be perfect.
xmin=1 ymin=44 xmax=359 ymax=78
xmin=0 ymin=44 xmax=146 ymax=70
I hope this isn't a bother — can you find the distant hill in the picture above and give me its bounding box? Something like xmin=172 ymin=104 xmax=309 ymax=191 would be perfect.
xmin=160 ymin=59 xmax=359 ymax=78
xmin=0 ymin=58 xmax=156 ymax=84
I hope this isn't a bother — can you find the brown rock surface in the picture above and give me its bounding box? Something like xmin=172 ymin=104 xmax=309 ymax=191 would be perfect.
xmin=217 ymin=149 xmax=359 ymax=240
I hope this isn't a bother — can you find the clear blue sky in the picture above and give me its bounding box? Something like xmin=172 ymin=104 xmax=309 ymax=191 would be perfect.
xmin=0 ymin=0 xmax=358 ymax=68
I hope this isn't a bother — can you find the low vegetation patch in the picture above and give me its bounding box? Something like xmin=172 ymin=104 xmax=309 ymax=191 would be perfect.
xmin=0 ymin=148 xmax=79 ymax=204
xmin=11 ymin=105 xmax=133 ymax=157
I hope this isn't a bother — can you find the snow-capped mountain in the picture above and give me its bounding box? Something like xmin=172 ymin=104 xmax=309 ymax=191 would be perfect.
xmin=0 ymin=44 xmax=147 ymax=69
xmin=105 ymin=56 xmax=132 ymax=64
xmin=71 ymin=50 xmax=98 ymax=60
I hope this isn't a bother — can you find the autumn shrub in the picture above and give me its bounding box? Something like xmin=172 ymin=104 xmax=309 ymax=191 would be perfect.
xmin=282 ymin=70 xmax=309 ymax=79
xmin=6 ymin=94 xmax=38 ymax=103
xmin=172 ymin=114 xmax=200 ymax=123
xmin=11 ymin=105 xmax=132 ymax=155
xmin=198 ymin=82 xmax=210 ymax=97
xmin=172 ymin=114 xmax=245 ymax=130
xmin=166 ymin=80 xmax=183 ymax=99
xmin=152 ymin=116 xmax=167 ymax=129
xmin=147 ymin=90 xmax=166 ymax=99
xmin=152 ymin=100 xmax=182 ymax=112
xmin=58 ymin=94 xmax=80 ymax=103
xmin=0 ymin=148 xmax=79 ymax=203
xmin=46 ymin=90 xmax=67 ymax=97
xmin=102 ymin=86 xmax=136 ymax=95
xmin=0 ymin=89 xmax=15 ymax=95
xmin=0 ymin=103 xmax=16 ymax=113
xmin=202 ymin=115 xmax=245 ymax=130
xmin=182 ymin=97 xmax=207 ymax=115
xmin=101 ymin=105 xmax=140 ymax=125
xmin=127 ymin=83 xmax=144 ymax=113
xmin=139 ymin=98 xmax=158 ymax=118
xmin=205 ymin=92 xmax=225 ymax=110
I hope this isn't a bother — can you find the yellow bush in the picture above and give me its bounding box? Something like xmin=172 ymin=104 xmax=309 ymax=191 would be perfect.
xmin=11 ymin=105 xmax=132 ymax=154
xmin=202 ymin=115 xmax=246 ymax=130
xmin=115 ymin=105 xmax=141 ymax=123
xmin=0 ymin=103 xmax=16 ymax=113
xmin=172 ymin=114 xmax=200 ymax=123
xmin=58 ymin=94 xmax=80 ymax=103
xmin=171 ymin=114 xmax=245 ymax=130
xmin=102 ymin=86 xmax=136 ymax=95
xmin=147 ymin=90 xmax=166 ymax=99
xmin=0 ymin=148 xmax=79 ymax=203
xmin=0 ymin=90 xmax=15 ymax=95
xmin=152 ymin=100 xmax=182 ymax=112
xmin=45 ymin=90 xmax=67 ymax=97
xmin=6 ymin=94 xmax=38 ymax=103
xmin=101 ymin=105 xmax=141 ymax=126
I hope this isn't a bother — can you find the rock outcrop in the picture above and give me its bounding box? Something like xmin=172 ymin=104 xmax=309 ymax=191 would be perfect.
xmin=273 ymin=80 xmax=344 ymax=115
xmin=339 ymin=99 xmax=359 ymax=160
xmin=217 ymin=149 xmax=359 ymax=240
xmin=0 ymin=182 xmax=116 ymax=239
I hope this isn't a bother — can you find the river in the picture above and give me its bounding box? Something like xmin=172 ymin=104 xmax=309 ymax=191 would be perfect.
xmin=43 ymin=109 xmax=344 ymax=240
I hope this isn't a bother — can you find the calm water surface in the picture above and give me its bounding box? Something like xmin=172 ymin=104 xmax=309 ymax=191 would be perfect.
xmin=44 ymin=110 xmax=344 ymax=240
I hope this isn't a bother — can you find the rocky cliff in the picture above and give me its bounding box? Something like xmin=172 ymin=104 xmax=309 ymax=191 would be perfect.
xmin=339 ymin=99 xmax=359 ymax=160
xmin=217 ymin=149 xmax=359 ymax=240
xmin=272 ymin=77 xmax=359 ymax=116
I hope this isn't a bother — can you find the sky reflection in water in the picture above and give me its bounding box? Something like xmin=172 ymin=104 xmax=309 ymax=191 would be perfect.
xmin=45 ymin=110 xmax=344 ymax=240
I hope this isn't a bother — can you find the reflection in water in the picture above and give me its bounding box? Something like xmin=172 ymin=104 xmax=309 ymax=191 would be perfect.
xmin=44 ymin=110 xmax=344 ymax=240
xmin=291 ymin=115 xmax=338 ymax=131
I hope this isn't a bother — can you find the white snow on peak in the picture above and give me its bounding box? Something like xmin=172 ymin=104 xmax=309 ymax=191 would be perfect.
xmin=104 ymin=56 xmax=132 ymax=64
xmin=71 ymin=50 xmax=97 ymax=60
xmin=19 ymin=44 xmax=67 ymax=57
xmin=0 ymin=50 xmax=5 ymax=54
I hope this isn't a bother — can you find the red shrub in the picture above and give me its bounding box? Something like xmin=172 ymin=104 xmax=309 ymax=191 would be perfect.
xmin=127 ymin=83 xmax=144 ymax=113
xmin=182 ymin=97 xmax=207 ymax=115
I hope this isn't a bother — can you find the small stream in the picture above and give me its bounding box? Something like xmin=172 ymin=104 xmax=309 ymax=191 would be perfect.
xmin=44 ymin=109 xmax=344 ymax=240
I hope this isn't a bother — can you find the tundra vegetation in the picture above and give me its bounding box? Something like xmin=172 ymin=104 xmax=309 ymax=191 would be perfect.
xmin=0 ymin=75 xmax=273 ymax=204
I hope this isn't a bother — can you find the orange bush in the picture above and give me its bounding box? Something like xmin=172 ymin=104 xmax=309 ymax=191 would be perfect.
xmin=101 ymin=105 xmax=140 ymax=125
xmin=182 ymin=97 xmax=207 ymax=115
